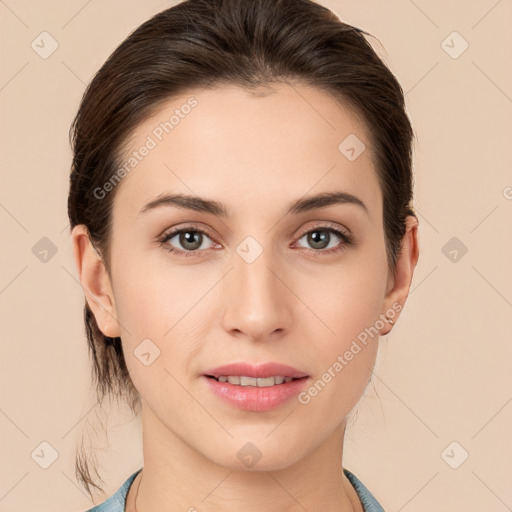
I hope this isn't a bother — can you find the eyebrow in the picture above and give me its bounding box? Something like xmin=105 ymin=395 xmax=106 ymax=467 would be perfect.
xmin=139 ymin=191 xmax=368 ymax=217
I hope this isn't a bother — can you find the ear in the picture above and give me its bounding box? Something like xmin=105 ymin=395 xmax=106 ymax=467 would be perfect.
xmin=379 ymin=215 xmax=420 ymax=335
xmin=71 ymin=225 xmax=121 ymax=338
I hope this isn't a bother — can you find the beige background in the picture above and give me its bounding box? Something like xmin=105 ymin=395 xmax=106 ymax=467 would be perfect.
xmin=1 ymin=0 xmax=511 ymax=511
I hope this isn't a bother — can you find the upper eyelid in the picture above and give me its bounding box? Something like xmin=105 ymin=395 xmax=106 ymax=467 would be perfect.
xmin=160 ymin=222 xmax=213 ymax=238
xmin=159 ymin=222 xmax=351 ymax=247
xmin=160 ymin=221 xmax=349 ymax=238
xmin=297 ymin=221 xmax=350 ymax=237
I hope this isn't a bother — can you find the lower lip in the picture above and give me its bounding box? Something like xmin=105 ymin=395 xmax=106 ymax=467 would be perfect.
xmin=202 ymin=376 xmax=309 ymax=412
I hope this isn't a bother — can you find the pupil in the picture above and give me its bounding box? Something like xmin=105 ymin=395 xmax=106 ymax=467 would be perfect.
xmin=308 ymin=230 xmax=329 ymax=249
xmin=181 ymin=231 xmax=202 ymax=250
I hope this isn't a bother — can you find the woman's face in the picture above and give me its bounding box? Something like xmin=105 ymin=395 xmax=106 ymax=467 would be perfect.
xmin=89 ymin=82 xmax=410 ymax=469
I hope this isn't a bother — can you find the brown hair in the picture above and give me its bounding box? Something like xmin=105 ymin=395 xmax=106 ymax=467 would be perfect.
xmin=68 ymin=0 xmax=416 ymax=499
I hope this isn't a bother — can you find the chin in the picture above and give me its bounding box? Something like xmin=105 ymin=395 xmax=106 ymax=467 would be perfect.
xmin=203 ymin=439 xmax=308 ymax=472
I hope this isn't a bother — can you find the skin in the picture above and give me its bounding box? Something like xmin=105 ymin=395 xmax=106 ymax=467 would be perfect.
xmin=72 ymin=82 xmax=419 ymax=511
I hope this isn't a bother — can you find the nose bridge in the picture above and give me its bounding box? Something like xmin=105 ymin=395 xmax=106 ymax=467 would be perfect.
xmin=221 ymin=236 xmax=291 ymax=339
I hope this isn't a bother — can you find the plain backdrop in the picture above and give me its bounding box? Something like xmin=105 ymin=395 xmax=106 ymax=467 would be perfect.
xmin=0 ymin=1 xmax=511 ymax=511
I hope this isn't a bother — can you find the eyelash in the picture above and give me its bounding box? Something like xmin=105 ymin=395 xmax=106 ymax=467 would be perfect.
xmin=156 ymin=222 xmax=353 ymax=258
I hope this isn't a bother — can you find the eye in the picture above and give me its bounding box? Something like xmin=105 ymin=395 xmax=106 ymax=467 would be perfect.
xmin=157 ymin=223 xmax=219 ymax=257
xmin=294 ymin=223 xmax=353 ymax=255
xmin=157 ymin=222 xmax=353 ymax=258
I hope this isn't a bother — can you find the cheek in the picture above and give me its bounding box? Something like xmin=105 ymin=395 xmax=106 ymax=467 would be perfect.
xmin=294 ymin=280 xmax=384 ymax=423
xmin=111 ymin=264 xmax=201 ymax=405
xmin=302 ymin=247 xmax=388 ymax=341
xmin=296 ymin=245 xmax=388 ymax=393
xmin=111 ymin=258 xmax=214 ymax=383
xmin=112 ymin=250 xmax=209 ymax=337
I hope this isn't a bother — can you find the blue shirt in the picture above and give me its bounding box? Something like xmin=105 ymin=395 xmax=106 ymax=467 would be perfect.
xmin=85 ymin=467 xmax=384 ymax=511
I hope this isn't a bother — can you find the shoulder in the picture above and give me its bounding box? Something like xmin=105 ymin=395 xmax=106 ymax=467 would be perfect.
xmin=343 ymin=468 xmax=386 ymax=512
xmin=82 ymin=469 xmax=142 ymax=512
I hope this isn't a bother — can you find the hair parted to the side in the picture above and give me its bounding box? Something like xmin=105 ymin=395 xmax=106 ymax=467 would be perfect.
xmin=68 ymin=0 xmax=416 ymax=500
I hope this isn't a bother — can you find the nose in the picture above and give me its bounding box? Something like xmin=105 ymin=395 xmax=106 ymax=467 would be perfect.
xmin=220 ymin=241 xmax=293 ymax=342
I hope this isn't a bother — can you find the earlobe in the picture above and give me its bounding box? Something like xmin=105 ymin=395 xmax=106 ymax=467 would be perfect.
xmin=379 ymin=215 xmax=420 ymax=335
xmin=71 ymin=225 xmax=121 ymax=338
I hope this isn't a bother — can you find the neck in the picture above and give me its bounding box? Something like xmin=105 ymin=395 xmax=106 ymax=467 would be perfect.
xmin=126 ymin=401 xmax=362 ymax=512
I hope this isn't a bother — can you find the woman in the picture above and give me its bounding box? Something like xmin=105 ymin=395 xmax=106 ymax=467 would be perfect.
xmin=68 ymin=0 xmax=419 ymax=510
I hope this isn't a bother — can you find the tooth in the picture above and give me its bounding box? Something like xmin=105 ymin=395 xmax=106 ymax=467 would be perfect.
xmin=239 ymin=376 xmax=258 ymax=386
xmin=214 ymin=375 xmax=295 ymax=386
xmin=257 ymin=377 xmax=275 ymax=387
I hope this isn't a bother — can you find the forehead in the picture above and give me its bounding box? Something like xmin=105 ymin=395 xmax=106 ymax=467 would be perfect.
xmin=112 ymin=82 xmax=381 ymax=223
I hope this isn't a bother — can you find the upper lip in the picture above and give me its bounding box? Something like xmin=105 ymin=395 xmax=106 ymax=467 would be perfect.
xmin=203 ymin=362 xmax=309 ymax=379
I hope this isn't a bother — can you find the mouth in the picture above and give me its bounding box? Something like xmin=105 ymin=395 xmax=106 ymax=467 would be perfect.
xmin=204 ymin=375 xmax=308 ymax=387
xmin=201 ymin=368 xmax=310 ymax=411
xmin=201 ymin=361 xmax=310 ymax=386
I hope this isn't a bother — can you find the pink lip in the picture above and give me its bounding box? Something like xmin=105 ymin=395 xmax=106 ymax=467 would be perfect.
xmin=201 ymin=375 xmax=310 ymax=411
xmin=201 ymin=362 xmax=310 ymax=411
xmin=202 ymin=362 xmax=309 ymax=379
